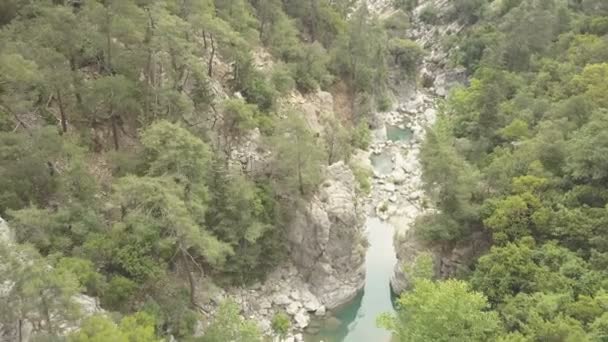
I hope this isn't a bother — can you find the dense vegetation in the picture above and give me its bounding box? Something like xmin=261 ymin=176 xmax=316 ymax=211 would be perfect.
xmin=0 ymin=0 xmax=425 ymax=340
xmin=382 ymin=0 xmax=608 ymax=341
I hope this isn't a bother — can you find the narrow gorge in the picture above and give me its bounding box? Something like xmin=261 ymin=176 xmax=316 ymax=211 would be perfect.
xmin=184 ymin=3 xmax=471 ymax=340
xmin=5 ymin=0 xmax=601 ymax=341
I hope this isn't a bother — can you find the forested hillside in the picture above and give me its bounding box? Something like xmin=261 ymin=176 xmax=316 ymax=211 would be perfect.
xmin=0 ymin=0 xmax=427 ymax=340
xmin=382 ymin=0 xmax=608 ymax=341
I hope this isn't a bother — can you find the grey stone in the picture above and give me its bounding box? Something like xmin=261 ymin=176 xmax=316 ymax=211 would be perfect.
xmin=294 ymin=309 xmax=310 ymax=329
xmin=286 ymin=301 xmax=301 ymax=315
xmin=287 ymin=162 xmax=366 ymax=310
xmin=273 ymin=293 xmax=291 ymax=306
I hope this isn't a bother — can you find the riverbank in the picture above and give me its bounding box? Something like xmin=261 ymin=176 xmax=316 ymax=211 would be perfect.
xmin=303 ymin=217 xmax=397 ymax=342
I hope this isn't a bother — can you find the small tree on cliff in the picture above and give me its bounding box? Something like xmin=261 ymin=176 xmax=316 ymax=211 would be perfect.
xmin=269 ymin=111 xmax=326 ymax=198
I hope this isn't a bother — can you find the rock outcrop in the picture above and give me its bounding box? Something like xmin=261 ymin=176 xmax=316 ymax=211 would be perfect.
xmin=194 ymin=162 xmax=365 ymax=339
xmin=391 ymin=230 xmax=491 ymax=292
xmin=287 ymin=161 xmax=366 ymax=310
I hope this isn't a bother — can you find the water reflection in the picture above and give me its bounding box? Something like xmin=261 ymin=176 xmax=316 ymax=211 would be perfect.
xmin=386 ymin=125 xmax=413 ymax=142
xmin=305 ymin=218 xmax=397 ymax=342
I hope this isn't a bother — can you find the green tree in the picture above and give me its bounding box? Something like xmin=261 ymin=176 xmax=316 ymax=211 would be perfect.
xmin=470 ymin=240 xmax=541 ymax=304
xmin=269 ymin=112 xmax=326 ymax=197
xmin=69 ymin=312 xmax=158 ymax=342
xmin=199 ymin=300 xmax=262 ymax=342
xmin=388 ymin=38 xmax=424 ymax=75
xmin=378 ymin=279 xmax=502 ymax=342
xmin=565 ymin=111 xmax=608 ymax=183
xmin=0 ymin=243 xmax=81 ymax=337
xmin=112 ymin=121 xmax=231 ymax=305
xmin=322 ymin=114 xmax=353 ymax=165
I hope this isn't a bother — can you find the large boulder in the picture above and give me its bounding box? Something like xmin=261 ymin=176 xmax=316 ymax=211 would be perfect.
xmin=434 ymin=67 xmax=467 ymax=97
xmin=287 ymin=162 xmax=366 ymax=309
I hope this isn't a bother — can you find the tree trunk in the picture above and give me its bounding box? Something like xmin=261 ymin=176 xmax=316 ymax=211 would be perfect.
xmin=41 ymin=296 xmax=52 ymax=335
xmin=69 ymin=57 xmax=85 ymax=114
xmin=144 ymin=8 xmax=155 ymax=120
xmin=310 ymin=0 xmax=318 ymax=42
xmin=18 ymin=319 xmax=22 ymax=342
xmin=208 ymin=34 xmax=215 ymax=78
xmin=56 ymin=90 xmax=68 ymax=133
xmin=180 ymin=251 xmax=198 ymax=308
xmin=111 ymin=114 xmax=120 ymax=151
xmin=296 ymin=135 xmax=305 ymax=195
xmin=104 ymin=4 xmax=112 ymax=74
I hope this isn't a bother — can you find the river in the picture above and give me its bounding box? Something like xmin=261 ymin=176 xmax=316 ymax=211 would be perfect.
xmin=304 ymin=217 xmax=398 ymax=342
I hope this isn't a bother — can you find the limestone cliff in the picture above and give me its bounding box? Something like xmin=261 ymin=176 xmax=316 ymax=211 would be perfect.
xmin=287 ymin=161 xmax=366 ymax=310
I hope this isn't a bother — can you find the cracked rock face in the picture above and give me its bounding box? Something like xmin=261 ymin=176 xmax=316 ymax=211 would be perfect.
xmin=287 ymin=161 xmax=366 ymax=310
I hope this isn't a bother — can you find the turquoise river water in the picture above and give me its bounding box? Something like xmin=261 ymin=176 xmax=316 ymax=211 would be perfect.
xmin=304 ymin=217 xmax=397 ymax=342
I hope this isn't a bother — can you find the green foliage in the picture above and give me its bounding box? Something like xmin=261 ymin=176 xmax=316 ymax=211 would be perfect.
xmin=351 ymin=121 xmax=372 ymax=150
xmin=269 ymin=112 xmax=326 ymax=198
xmin=199 ymin=300 xmax=262 ymax=342
xmin=449 ymin=0 xmax=486 ymax=24
xmin=271 ymin=64 xmax=296 ymax=95
xmin=293 ymin=42 xmax=332 ymax=92
xmin=379 ymin=279 xmax=502 ymax=341
xmin=0 ymin=243 xmax=81 ymax=335
xmin=322 ymin=114 xmax=353 ymax=165
xmin=419 ymin=5 xmax=439 ymax=24
xmin=388 ymin=38 xmax=424 ymax=75
xmin=68 ymin=313 xmax=158 ymax=342
xmin=350 ymin=161 xmax=373 ymax=195
xmin=403 ymin=253 xmax=435 ymax=283
xmin=206 ymin=163 xmax=281 ymax=283
xmin=0 ymin=0 xmax=399 ymax=339
xmin=394 ymin=0 xmax=418 ymax=12
xmin=330 ymin=5 xmax=388 ymax=96
xmin=565 ymin=111 xmax=608 ymax=182
xmin=271 ymin=312 xmax=291 ymax=338
xmin=102 ymin=276 xmax=138 ymax=312
xmin=0 ymin=128 xmax=90 ymax=215
xmin=470 ymin=240 xmax=542 ymax=304
xmin=56 ymin=257 xmax=106 ymax=297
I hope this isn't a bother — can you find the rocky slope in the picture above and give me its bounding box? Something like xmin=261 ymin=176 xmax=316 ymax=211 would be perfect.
xmin=363 ymin=0 xmax=473 ymax=293
xmin=287 ymin=161 xmax=366 ymax=310
xmin=195 ymin=161 xmax=365 ymax=342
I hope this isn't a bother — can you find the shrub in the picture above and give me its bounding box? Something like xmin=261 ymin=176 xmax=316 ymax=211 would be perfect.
xmin=394 ymin=0 xmax=418 ymax=12
xmin=420 ymin=5 xmax=439 ymax=24
xmin=350 ymin=162 xmax=372 ymax=195
xmin=590 ymin=16 xmax=608 ymax=36
xmin=389 ymin=38 xmax=425 ymax=75
xmin=271 ymin=65 xmax=296 ymax=95
xmin=102 ymin=276 xmax=137 ymax=311
xmin=384 ymin=10 xmax=410 ymax=32
xmin=244 ymin=76 xmax=278 ymax=113
xmin=351 ymin=121 xmax=372 ymax=150
xmin=377 ymin=95 xmax=392 ymax=112
xmin=271 ymin=312 xmax=291 ymax=338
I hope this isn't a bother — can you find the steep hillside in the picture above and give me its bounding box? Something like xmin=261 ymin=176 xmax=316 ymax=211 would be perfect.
xmin=0 ymin=1 xmax=425 ymax=341
xmin=382 ymin=0 xmax=608 ymax=341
